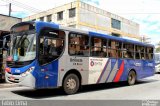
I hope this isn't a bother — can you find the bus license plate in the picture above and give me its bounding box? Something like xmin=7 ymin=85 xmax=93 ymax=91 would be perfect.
xmin=10 ymin=76 xmax=15 ymax=81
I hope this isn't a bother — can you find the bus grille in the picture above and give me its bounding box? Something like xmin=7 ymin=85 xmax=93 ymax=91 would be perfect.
xmin=6 ymin=60 xmax=33 ymax=68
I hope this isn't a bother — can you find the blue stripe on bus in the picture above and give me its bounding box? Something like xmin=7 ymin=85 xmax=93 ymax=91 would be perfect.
xmin=97 ymin=59 xmax=110 ymax=83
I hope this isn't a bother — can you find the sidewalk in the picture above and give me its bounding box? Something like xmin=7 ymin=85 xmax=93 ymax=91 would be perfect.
xmin=0 ymin=82 xmax=18 ymax=88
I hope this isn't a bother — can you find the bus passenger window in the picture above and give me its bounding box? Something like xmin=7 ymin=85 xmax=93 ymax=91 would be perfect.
xmin=149 ymin=54 xmax=153 ymax=60
xmin=56 ymin=39 xmax=63 ymax=55
xmin=108 ymin=40 xmax=121 ymax=58
xmin=147 ymin=47 xmax=154 ymax=60
xmin=123 ymin=43 xmax=134 ymax=59
xmin=69 ymin=33 xmax=89 ymax=56
xmin=91 ymin=37 xmax=107 ymax=57
xmin=39 ymin=38 xmax=44 ymax=54
xmin=49 ymin=40 xmax=57 ymax=55
xmin=135 ymin=46 xmax=140 ymax=59
xmin=39 ymin=29 xmax=65 ymax=65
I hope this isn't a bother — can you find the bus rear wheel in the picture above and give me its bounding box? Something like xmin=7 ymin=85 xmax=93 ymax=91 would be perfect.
xmin=127 ymin=71 xmax=136 ymax=86
xmin=63 ymin=74 xmax=80 ymax=95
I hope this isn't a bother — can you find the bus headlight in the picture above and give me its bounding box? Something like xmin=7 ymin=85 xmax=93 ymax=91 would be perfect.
xmin=21 ymin=67 xmax=35 ymax=77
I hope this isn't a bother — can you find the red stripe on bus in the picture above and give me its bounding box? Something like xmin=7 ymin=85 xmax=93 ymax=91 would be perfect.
xmin=113 ymin=61 xmax=124 ymax=82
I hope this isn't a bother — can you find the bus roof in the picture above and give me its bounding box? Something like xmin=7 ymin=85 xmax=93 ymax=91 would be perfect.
xmin=13 ymin=21 xmax=154 ymax=48
xmin=89 ymin=32 xmax=154 ymax=47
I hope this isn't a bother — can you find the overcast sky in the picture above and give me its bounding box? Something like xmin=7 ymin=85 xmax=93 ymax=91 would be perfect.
xmin=0 ymin=0 xmax=160 ymax=45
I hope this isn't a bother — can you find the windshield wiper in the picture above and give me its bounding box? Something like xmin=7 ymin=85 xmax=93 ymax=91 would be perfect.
xmin=15 ymin=32 xmax=27 ymax=49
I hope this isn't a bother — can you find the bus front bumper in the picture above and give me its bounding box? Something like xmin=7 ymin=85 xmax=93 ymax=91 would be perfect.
xmin=5 ymin=72 xmax=35 ymax=88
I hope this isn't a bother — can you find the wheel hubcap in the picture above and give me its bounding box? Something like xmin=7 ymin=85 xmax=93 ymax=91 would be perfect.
xmin=129 ymin=76 xmax=132 ymax=81
xmin=66 ymin=78 xmax=76 ymax=90
xmin=129 ymin=73 xmax=135 ymax=84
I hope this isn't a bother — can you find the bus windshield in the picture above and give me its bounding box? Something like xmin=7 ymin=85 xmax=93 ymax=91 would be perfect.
xmin=8 ymin=30 xmax=36 ymax=62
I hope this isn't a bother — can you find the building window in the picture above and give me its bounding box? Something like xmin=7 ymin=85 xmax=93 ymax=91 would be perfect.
xmin=112 ymin=33 xmax=120 ymax=37
xmin=40 ymin=17 xmax=44 ymax=21
xmin=68 ymin=25 xmax=76 ymax=28
xmin=57 ymin=11 xmax=63 ymax=20
xmin=69 ymin=8 xmax=76 ymax=18
xmin=47 ymin=15 xmax=52 ymax=22
xmin=111 ymin=18 xmax=121 ymax=30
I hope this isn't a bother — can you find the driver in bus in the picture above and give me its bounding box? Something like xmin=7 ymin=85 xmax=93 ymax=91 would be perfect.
xmin=55 ymin=39 xmax=63 ymax=55
xmin=49 ymin=41 xmax=57 ymax=55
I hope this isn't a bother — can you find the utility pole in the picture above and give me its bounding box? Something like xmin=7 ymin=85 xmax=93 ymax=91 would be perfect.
xmin=9 ymin=3 xmax=11 ymax=16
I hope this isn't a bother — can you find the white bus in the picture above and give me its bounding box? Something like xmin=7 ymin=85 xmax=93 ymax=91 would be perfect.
xmin=5 ymin=21 xmax=155 ymax=94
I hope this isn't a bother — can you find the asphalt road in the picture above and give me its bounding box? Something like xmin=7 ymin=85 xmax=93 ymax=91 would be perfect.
xmin=0 ymin=74 xmax=160 ymax=100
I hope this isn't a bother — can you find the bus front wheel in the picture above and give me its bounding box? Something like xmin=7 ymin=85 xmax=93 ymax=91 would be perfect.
xmin=127 ymin=71 xmax=136 ymax=86
xmin=63 ymin=74 xmax=80 ymax=95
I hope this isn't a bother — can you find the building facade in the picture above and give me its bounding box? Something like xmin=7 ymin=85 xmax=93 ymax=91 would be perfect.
xmin=0 ymin=14 xmax=22 ymax=32
xmin=23 ymin=1 xmax=140 ymax=40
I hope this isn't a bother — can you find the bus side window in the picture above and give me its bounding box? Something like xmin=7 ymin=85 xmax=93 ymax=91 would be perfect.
xmin=91 ymin=37 xmax=107 ymax=57
xmin=39 ymin=38 xmax=44 ymax=55
xmin=0 ymin=48 xmax=2 ymax=55
xmin=111 ymin=41 xmax=116 ymax=57
xmin=135 ymin=46 xmax=141 ymax=59
xmin=147 ymin=47 xmax=154 ymax=60
xmin=140 ymin=46 xmax=145 ymax=59
xmin=108 ymin=40 xmax=114 ymax=57
xmin=108 ymin=40 xmax=122 ymax=58
xmin=69 ymin=33 xmax=89 ymax=56
xmin=39 ymin=28 xmax=65 ymax=65
xmin=123 ymin=43 xmax=134 ymax=59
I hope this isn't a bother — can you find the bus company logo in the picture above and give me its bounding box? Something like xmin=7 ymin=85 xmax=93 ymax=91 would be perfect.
xmin=70 ymin=58 xmax=83 ymax=62
xmin=148 ymin=63 xmax=153 ymax=67
xmin=90 ymin=61 xmax=94 ymax=67
xmin=90 ymin=61 xmax=102 ymax=67
xmin=15 ymin=69 xmax=20 ymax=73
xmin=134 ymin=63 xmax=141 ymax=67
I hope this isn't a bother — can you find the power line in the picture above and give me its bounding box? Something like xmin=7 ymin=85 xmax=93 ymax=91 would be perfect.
xmin=116 ymin=13 xmax=160 ymax=15
xmin=26 ymin=12 xmax=160 ymax=15
xmin=1 ymin=0 xmax=42 ymax=13
xmin=0 ymin=4 xmax=8 ymax=6
xmin=1 ymin=0 xmax=160 ymax=15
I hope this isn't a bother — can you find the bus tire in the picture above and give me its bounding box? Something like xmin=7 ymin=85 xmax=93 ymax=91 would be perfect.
xmin=63 ymin=74 xmax=80 ymax=95
xmin=127 ymin=70 xmax=136 ymax=86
